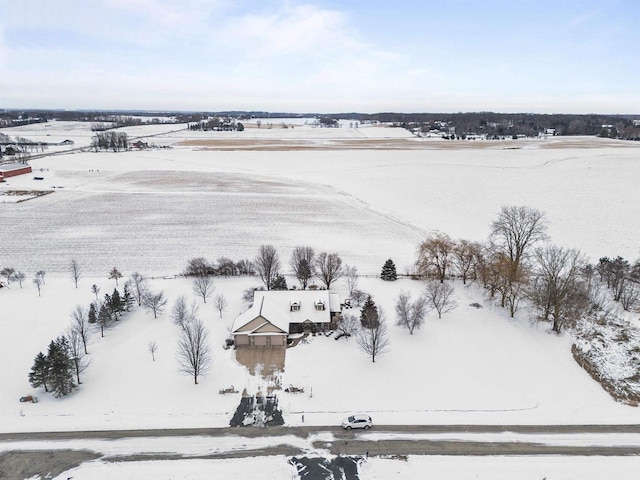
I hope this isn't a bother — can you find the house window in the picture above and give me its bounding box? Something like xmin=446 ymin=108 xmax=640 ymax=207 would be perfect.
xmin=314 ymin=301 xmax=325 ymax=311
xmin=290 ymin=302 xmax=300 ymax=312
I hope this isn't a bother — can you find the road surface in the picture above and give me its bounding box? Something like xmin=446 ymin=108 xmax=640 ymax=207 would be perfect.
xmin=2 ymin=424 xmax=640 ymax=479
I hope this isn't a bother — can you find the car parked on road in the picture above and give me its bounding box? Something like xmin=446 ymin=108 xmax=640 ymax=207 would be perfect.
xmin=342 ymin=414 xmax=372 ymax=430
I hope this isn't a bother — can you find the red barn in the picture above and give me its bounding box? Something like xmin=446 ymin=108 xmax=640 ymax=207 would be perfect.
xmin=0 ymin=163 xmax=32 ymax=181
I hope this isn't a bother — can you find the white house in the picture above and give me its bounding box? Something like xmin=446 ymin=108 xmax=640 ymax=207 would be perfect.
xmin=231 ymin=290 xmax=341 ymax=348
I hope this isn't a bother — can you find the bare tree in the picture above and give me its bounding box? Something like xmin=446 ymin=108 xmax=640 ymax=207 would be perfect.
xmin=109 ymin=267 xmax=123 ymax=286
xmin=214 ymin=293 xmax=228 ymax=318
xmin=1 ymin=267 xmax=15 ymax=286
xmin=336 ymin=313 xmax=359 ymax=338
xmin=69 ymin=259 xmax=82 ymax=288
xmin=315 ymin=252 xmax=343 ymax=289
xmin=619 ymin=281 xmax=640 ymax=312
xmin=425 ymin=281 xmax=457 ymax=319
xmin=35 ymin=270 xmax=46 ymax=285
xmin=66 ymin=328 xmax=89 ymax=385
xmin=32 ymin=276 xmax=43 ymax=296
xmin=142 ymin=291 xmax=168 ymax=319
xmin=129 ymin=272 xmax=148 ymax=306
xmin=504 ymin=275 xmax=528 ymax=318
xmin=176 ymin=319 xmax=212 ymax=384
xmin=357 ymin=308 xmax=390 ymax=363
xmin=490 ymin=205 xmax=547 ymax=283
xmin=192 ymin=275 xmax=214 ymax=303
xmin=255 ymin=245 xmax=281 ymax=290
xmin=529 ymin=246 xmax=590 ymax=332
xmin=171 ymin=294 xmax=198 ymax=329
xmin=148 ymin=341 xmax=158 ymax=361
xmin=216 ymin=257 xmax=237 ymax=277
xmin=417 ymin=233 xmax=455 ymax=282
xmin=236 ymin=258 xmax=255 ymax=276
xmin=185 ymin=257 xmax=214 ymax=277
xmin=290 ymin=246 xmax=315 ymax=289
xmin=351 ymin=289 xmax=367 ymax=307
xmin=14 ymin=271 xmax=26 ymax=288
xmin=394 ymin=290 xmax=429 ymax=334
xmin=70 ymin=305 xmax=91 ymax=354
xmin=452 ymin=239 xmax=478 ymax=284
xmin=344 ymin=264 xmax=358 ymax=298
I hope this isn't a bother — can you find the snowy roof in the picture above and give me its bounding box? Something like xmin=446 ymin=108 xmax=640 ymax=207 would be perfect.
xmin=231 ymin=296 xmax=289 ymax=335
xmin=232 ymin=290 xmax=340 ymax=335
xmin=0 ymin=163 xmax=30 ymax=172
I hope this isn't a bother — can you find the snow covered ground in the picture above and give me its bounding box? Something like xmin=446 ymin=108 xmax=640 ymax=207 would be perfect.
xmin=1 ymin=122 xmax=639 ymax=478
xmin=5 ymin=274 xmax=638 ymax=435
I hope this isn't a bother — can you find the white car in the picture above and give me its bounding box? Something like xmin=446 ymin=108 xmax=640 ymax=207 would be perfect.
xmin=342 ymin=414 xmax=372 ymax=430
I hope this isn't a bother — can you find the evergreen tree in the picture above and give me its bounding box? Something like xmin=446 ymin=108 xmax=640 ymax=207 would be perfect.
xmin=123 ymin=283 xmax=135 ymax=312
xmin=88 ymin=303 xmax=97 ymax=324
xmin=47 ymin=337 xmax=76 ymax=398
xmin=380 ymin=259 xmax=397 ymax=281
xmin=28 ymin=351 xmax=50 ymax=392
xmin=97 ymin=304 xmax=112 ymax=337
xmin=360 ymin=295 xmax=380 ymax=328
xmin=109 ymin=288 xmax=124 ymax=319
xmin=272 ymin=274 xmax=288 ymax=290
xmin=109 ymin=267 xmax=123 ymax=285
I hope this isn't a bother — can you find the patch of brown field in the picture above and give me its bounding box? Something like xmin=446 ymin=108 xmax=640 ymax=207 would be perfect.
xmin=177 ymin=137 xmax=638 ymax=151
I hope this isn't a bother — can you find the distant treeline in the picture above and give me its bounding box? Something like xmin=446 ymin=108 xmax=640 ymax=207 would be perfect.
xmin=2 ymin=109 xmax=639 ymax=139
xmin=339 ymin=112 xmax=640 ymax=140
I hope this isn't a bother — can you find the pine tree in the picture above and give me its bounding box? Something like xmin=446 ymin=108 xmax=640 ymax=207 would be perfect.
xmin=47 ymin=337 xmax=76 ymax=398
xmin=272 ymin=274 xmax=288 ymax=290
xmin=360 ymin=295 xmax=380 ymax=328
xmin=381 ymin=259 xmax=397 ymax=281
xmin=88 ymin=303 xmax=97 ymax=324
xmin=123 ymin=283 xmax=135 ymax=312
xmin=109 ymin=267 xmax=123 ymax=286
xmin=28 ymin=352 xmax=50 ymax=392
xmin=97 ymin=304 xmax=112 ymax=337
xmin=109 ymin=288 xmax=124 ymax=319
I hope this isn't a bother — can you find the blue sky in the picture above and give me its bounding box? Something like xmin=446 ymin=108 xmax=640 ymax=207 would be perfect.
xmin=0 ymin=0 xmax=638 ymax=113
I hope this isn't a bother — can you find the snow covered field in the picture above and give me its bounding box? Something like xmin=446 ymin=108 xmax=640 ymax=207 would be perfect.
xmin=1 ymin=122 xmax=639 ymax=478
xmin=1 ymin=131 xmax=639 ymax=276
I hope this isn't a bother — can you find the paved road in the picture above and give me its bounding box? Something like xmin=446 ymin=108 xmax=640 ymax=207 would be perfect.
xmin=2 ymin=425 xmax=640 ymax=479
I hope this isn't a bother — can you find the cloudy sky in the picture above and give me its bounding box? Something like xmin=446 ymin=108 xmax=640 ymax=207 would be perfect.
xmin=0 ymin=0 xmax=638 ymax=113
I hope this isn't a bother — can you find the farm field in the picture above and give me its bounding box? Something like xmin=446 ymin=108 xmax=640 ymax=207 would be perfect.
xmin=1 ymin=125 xmax=640 ymax=277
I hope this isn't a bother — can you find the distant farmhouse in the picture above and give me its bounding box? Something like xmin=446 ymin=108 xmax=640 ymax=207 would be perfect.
xmin=232 ymin=290 xmax=341 ymax=349
xmin=0 ymin=163 xmax=32 ymax=182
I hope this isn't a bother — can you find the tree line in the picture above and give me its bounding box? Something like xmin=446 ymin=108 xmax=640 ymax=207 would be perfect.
xmin=413 ymin=206 xmax=640 ymax=333
xmin=90 ymin=131 xmax=129 ymax=152
xmin=185 ymin=247 xmax=348 ymax=292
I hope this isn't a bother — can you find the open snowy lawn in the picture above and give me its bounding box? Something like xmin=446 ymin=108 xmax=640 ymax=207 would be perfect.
xmin=360 ymin=455 xmax=640 ymax=480
xmin=0 ymin=275 xmax=251 ymax=433
xmin=1 ymin=274 xmax=638 ymax=434
xmin=281 ymin=278 xmax=638 ymax=426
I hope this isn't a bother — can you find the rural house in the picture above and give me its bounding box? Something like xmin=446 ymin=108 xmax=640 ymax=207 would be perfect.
xmin=231 ymin=290 xmax=341 ymax=348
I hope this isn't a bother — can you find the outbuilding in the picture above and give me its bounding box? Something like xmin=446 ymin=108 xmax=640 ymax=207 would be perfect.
xmin=0 ymin=163 xmax=33 ymax=181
